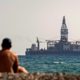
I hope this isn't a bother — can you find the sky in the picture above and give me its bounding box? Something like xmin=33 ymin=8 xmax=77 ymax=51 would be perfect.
xmin=0 ymin=0 xmax=80 ymax=55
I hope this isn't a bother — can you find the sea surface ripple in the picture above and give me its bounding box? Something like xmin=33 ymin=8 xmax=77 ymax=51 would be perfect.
xmin=18 ymin=53 xmax=80 ymax=74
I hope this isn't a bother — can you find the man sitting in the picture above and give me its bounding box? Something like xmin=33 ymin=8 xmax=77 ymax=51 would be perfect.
xmin=0 ymin=38 xmax=28 ymax=73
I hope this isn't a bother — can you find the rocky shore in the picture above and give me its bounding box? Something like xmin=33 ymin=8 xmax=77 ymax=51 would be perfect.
xmin=0 ymin=72 xmax=80 ymax=80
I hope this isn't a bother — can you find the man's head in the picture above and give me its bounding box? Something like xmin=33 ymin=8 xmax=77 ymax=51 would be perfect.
xmin=1 ymin=38 xmax=12 ymax=49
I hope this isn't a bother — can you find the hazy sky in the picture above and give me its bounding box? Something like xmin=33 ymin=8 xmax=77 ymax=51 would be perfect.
xmin=0 ymin=0 xmax=80 ymax=55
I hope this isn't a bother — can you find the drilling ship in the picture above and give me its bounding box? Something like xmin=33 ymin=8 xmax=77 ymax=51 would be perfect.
xmin=26 ymin=16 xmax=80 ymax=54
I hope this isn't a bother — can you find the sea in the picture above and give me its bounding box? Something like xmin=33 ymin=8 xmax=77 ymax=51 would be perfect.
xmin=18 ymin=53 xmax=80 ymax=74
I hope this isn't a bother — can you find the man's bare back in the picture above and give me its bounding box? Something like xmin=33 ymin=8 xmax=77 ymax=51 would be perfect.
xmin=0 ymin=49 xmax=18 ymax=73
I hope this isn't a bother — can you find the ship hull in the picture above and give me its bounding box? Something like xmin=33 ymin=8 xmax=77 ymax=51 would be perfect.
xmin=26 ymin=50 xmax=80 ymax=55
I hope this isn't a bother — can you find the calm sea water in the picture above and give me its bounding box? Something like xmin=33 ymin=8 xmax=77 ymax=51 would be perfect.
xmin=18 ymin=53 xmax=80 ymax=74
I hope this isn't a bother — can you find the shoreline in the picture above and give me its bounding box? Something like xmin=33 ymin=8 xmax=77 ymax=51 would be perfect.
xmin=1 ymin=72 xmax=80 ymax=80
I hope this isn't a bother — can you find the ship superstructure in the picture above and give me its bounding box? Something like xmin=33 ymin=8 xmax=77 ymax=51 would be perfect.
xmin=26 ymin=16 xmax=80 ymax=54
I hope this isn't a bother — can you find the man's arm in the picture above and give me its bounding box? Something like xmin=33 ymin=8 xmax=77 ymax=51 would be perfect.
xmin=13 ymin=56 xmax=19 ymax=73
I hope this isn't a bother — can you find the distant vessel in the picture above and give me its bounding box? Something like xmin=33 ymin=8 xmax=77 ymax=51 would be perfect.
xmin=26 ymin=16 xmax=80 ymax=54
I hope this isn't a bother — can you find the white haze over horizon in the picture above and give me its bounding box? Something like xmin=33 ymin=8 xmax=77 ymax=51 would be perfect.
xmin=0 ymin=0 xmax=80 ymax=55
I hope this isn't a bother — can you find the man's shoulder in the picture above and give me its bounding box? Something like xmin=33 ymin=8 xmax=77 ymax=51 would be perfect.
xmin=2 ymin=49 xmax=18 ymax=58
xmin=8 ymin=50 xmax=18 ymax=61
xmin=9 ymin=50 xmax=17 ymax=57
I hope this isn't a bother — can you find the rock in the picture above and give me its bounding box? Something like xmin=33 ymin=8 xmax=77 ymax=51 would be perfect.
xmin=0 ymin=72 xmax=79 ymax=80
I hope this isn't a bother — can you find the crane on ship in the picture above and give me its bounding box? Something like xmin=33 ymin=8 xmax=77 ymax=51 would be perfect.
xmin=36 ymin=37 xmax=45 ymax=50
xmin=45 ymin=40 xmax=60 ymax=49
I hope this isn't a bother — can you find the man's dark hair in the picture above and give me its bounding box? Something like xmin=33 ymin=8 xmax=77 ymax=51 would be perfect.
xmin=1 ymin=38 xmax=12 ymax=49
